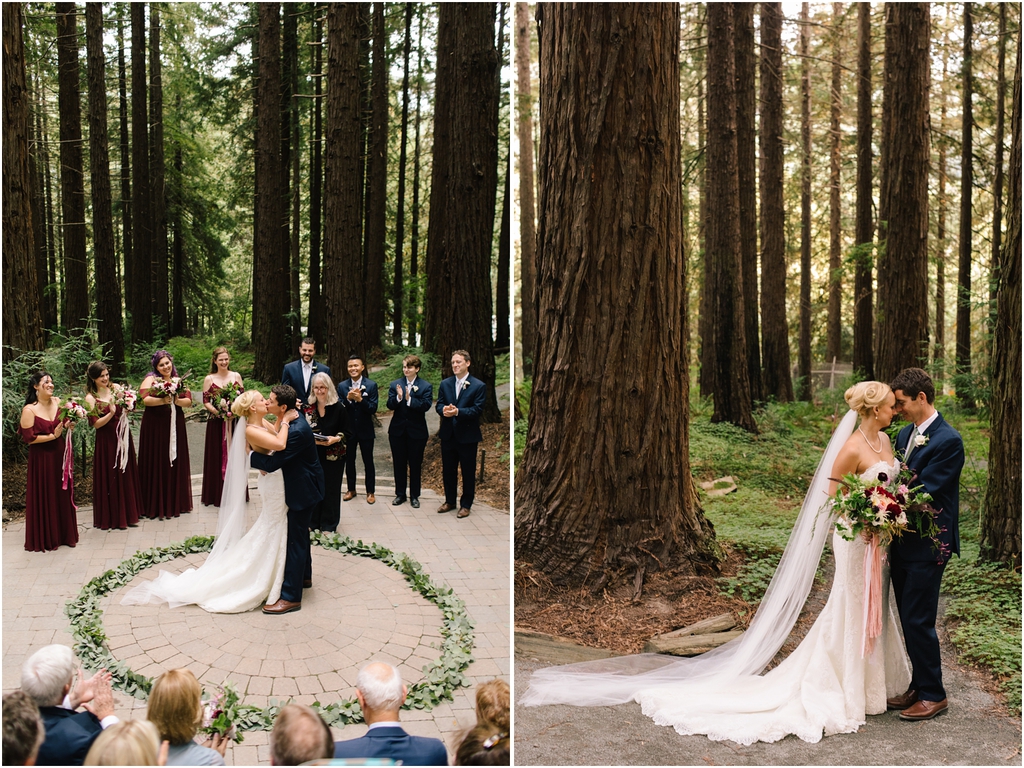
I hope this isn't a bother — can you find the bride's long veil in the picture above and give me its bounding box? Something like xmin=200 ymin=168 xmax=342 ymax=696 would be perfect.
xmin=520 ymin=409 xmax=859 ymax=707
xmin=121 ymin=418 xmax=252 ymax=607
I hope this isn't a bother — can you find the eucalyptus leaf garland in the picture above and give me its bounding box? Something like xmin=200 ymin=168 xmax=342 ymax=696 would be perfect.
xmin=65 ymin=532 xmax=475 ymax=732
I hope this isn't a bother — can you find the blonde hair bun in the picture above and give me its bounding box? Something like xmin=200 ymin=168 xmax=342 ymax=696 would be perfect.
xmin=231 ymin=389 xmax=262 ymax=418
xmin=844 ymin=380 xmax=891 ymax=417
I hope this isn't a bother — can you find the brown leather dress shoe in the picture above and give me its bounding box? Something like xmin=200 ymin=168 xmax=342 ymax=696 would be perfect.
xmin=302 ymin=580 xmax=313 ymax=589
xmin=262 ymin=599 xmax=301 ymax=615
xmin=343 ymin=491 xmax=357 ymax=501
xmin=899 ymin=698 xmax=947 ymax=721
xmin=437 ymin=503 xmax=454 ymax=514
xmin=367 ymin=493 xmax=376 ymax=505
xmin=457 ymin=507 xmax=471 ymax=518
xmin=886 ymin=688 xmax=919 ymax=710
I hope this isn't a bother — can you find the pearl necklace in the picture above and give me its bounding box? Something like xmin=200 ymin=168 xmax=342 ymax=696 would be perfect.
xmin=858 ymin=427 xmax=883 ymax=454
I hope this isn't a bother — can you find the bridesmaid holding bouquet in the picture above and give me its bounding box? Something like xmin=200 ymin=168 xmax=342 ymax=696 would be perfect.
xmin=18 ymin=372 xmax=79 ymax=551
xmin=138 ymin=350 xmax=193 ymax=519
xmin=200 ymin=347 xmax=244 ymax=506
xmin=85 ymin=361 xmax=142 ymax=529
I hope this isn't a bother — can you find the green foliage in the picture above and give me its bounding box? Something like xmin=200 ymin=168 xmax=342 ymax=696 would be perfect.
xmin=513 ymin=378 xmax=532 ymax=465
xmin=65 ymin=531 xmax=474 ymax=732
xmin=948 ymin=371 xmax=992 ymax=414
xmin=719 ymin=546 xmax=784 ymax=604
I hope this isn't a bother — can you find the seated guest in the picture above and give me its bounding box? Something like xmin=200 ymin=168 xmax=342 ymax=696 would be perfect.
xmin=83 ymin=720 xmax=164 ymax=766
xmin=270 ymin=704 xmax=333 ymax=766
xmin=21 ymin=645 xmax=118 ymax=766
xmin=147 ymin=669 xmax=226 ymax=766
xmin=3 ymin=690 xmax=46 ymax=766
xmin=454 ymin=724 xmax=509 ymax=766
xmin=333 ymin=662 xmax=448 ymax=765
xmin=473 ymin=679 xmax=509 ymax=731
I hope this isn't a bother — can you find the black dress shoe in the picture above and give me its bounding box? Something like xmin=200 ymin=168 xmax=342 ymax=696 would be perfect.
xmin=410 ymin=498 xmax=420 ymax=508
xmin=393 ymin=496 xmax=407 ymax=506
xmin=303 ymin=580 xmax=313 ymax=589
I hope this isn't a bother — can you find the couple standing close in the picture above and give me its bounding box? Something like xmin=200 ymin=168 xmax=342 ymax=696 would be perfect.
xmin=123 ymin=384 xmax=322 ymax=615
xmin=523 ymin=367 xmax=964 ymax=744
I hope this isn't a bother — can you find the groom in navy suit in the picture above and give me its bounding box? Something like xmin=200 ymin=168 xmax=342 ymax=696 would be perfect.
xmin=887 ymin=367 xmax=964 ymax=721
xmin=252 ymin=385 xmax=324 ymax=615
xmin=281 ymin=337 xmax=331 ymax=406
xmin=435 ymin=349 xmax=486 ymax=518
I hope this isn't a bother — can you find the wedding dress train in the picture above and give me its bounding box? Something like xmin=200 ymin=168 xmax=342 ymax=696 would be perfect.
xmin=521 ymin=412 xmax=912 ymax=745
xmin=122 ymin=420 xmax=288 ymax=614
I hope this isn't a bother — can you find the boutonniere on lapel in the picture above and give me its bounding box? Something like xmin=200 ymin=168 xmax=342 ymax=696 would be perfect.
xmin=411 ymin=385 xmax=419 ymax=393
xmin=913 ymin=434 xmax=929 ymax=448
xmin=461 ymin=380 xmax=471 ymax=390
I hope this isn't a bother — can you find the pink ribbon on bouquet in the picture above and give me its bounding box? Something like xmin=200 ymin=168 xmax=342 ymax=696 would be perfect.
xmin=861 ymin=534 xmax=884 ymax=657
xmin=114 ymin=407 xmax=130 ymax=471
xmin=61 ymin=429 xmax=74 ymax=490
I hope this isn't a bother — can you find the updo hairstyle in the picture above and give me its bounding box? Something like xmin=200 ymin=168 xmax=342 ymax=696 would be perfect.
xmin=844 ymin=381 xmax=891 ymax=418
xmin=231 ymin=389 xmax=263 ymax=418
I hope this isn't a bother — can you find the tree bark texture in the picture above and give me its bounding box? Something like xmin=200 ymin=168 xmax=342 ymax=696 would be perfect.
xmin=935 ymin=30 xmax=949 ymax=373
xmin=149 ymin=3 xmax=168 ymax=333
xmin=706 ymin=3 xmax=756 ymax=431
xmin=57 ymin=3 xmax=90 ymax=335
xmin=496 ymin=157 xmax=511 ymax=351
xmin=285 ymin=3 xmax=302 ymax=350
xmin=735 ymin=3 xmax=762 ymax=404
xmin=759 ymin=2 xmax=793 ymax=402
xmin=515 ymin=3 xmax=717 ymax=589
xmin=30 ymin=72 xmax=50 ymax=336
xmin=955 ymin=2 xmax=973 ymax=381
xmin=2 ymin=3 xmax=45 ymax=359
xmin=86 ymin=3 xmax=125 ymax=372
xmin=308 ymin=6 xmax=324 ymax=344
xmin=516 ymin=1 xmax=538 ymax=377
xmin=130 ymin=3 xmax=152 ymax=344
xmin=424 ymin=3 xmax=502 ymax=421
xmin=875 ymin=3 xmax=930 ymax=383
xmin=252 ymin=3 xmax=289 ymax=384
xmin=798 ymin=2 xmax=813 ymax=401
xmin=988 ymin=3 xmax=1006 ymax=357
xmin=826 ymin=2 xmax=843 ymax=365
xmin=853 ymin=1 xmax=874 ymax=378
xmin=980 ymin=32 xmax=1021 ymax=568
xmin=365 ymin=1 xmax=388 ymax=348
xmin=408 ymin=9 xmax=424 ymax=346
xmin=116 ymin=11 xmax=133 ymax=321
xmin=324 ymin=2 xmax=364 ymax=366
xmin=392 ymin=3 xmax=413 ymax=346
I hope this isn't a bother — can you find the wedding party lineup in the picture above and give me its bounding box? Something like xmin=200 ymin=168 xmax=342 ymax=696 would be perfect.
xmin=2 ymin=1 xmax=1020 ymax=766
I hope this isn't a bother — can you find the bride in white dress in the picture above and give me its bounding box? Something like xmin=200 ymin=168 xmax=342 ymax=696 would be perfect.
xmin=521 ymin=381 xmax=912 ymax=745
xmin=122 ymin=390 xmax=298 ymax=614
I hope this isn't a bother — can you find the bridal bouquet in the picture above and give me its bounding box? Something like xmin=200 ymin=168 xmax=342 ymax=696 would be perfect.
xmin=148 ymin=369 xmax=193 ymax=400
xmin=200 ymin=682 xmax=243 ymax=743
xmin=214 ymin=381 xmax=244 ymax=417
xmin=57 ymin=396 xmax=90 ymax=427
xmin=829 ymin=463 xmax=935 ymax=547
xmin=111 ymin=383 xmax=138 ymax=412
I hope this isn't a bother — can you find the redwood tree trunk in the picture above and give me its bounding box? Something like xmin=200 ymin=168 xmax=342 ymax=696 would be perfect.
xmin=117 ymin=10 xmax=133 ymax=322
xmin=130 ymin=3 xmax=152 ymax=344
xmin=826 ymin=1 xmax=843 ymax=366
xmin=365 ymin=1 xmax=388 ymax=349
xmin=980 ymin=32 xmax=1021 ymax=568
xmin=798 ymin=2 xmax=812 ymax=401
xmin=424 ymin=3 xmax=501 ymax=421
xmin=407 ymin=9 xmax=424 ymax=346
xmin=955 ymin=2 xmax=973 ymax=389
xmin=86 ymin=2 xmax=125 ymax=372
xmin=759 ymin=2 xmax=793 ymax=402
xmin=57 ymin=2 xmax=90 ymax=335
xmin=988 ymin=3 xmax=1007 ymax=364
xmin=324 ymin=2 xmax=364 ymax=366
xmin=515 ymin=3 xmax=717 ymax=590
xmin=252 ymin=3 xmax=289 ymax=383
xmin=735 ymin=2 xmax=762 ymax=404
xmin=515 ymin=1 xmax=537 ymax=377
xmin=496 ymin=158 xmax=511 ymax=351
xmin=2 ymin=3 xmax=45 ymax=359
xmin=875 ymin=3 xmax=930 ymax=383
xmin=149 ymin=3 xmax=168 ymax=334
xmin=853 ymin=1 xmax=874 ymax=378
xmin=935 ymin=29 xmax=950 ymax=374
xmin=392 ymin=3 xmax=413 ymax=346
xmin=307 ymin=5 xmax=324 ymax=344
xmin=707 ymin=3 xmax=756 ymax=431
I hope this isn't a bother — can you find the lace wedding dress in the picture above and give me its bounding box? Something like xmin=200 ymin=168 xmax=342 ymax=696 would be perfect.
xmin=521 ymin=412 xmax=912 ymax=745
xmin=122 ymin=420 xmax=288 ymax=613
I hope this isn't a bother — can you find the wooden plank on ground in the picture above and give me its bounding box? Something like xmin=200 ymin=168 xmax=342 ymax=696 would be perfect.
xmin=652 ymin=612 xmax=736 ymax=640
xmin=514 ymin=627 xmax=620 ymax=663
xmin=644 ymin=630 xmax=745 ymax=656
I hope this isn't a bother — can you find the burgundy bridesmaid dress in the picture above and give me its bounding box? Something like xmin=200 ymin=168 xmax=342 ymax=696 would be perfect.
xmin=19 ymin=415 xmax=79 ymax=551
xmin=89 ymin=403 xmax=142 ymax=529
xmin=137 ymin=392 xmax=193 ymax=519
xmin=201 ymin=388 xmax=228 ymax=506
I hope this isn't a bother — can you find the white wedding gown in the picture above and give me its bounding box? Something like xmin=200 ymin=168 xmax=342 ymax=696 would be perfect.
xmin=122 ymin=420 xmax=288 ymax=614
xmin=521 ymin=412 xmax=912 ymax=745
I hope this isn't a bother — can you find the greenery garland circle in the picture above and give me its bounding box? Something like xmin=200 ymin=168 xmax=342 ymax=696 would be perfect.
xmin=65 ymin=532 xmax=475 ymax=732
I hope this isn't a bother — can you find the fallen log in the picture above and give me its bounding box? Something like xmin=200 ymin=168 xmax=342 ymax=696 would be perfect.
xmin=654 ymin=612 xmax=737 ymax=640
xmin=644 ymin=629 xmax=744 ymax=656
xmin=514 ymin=627 xmax=620 ymax=663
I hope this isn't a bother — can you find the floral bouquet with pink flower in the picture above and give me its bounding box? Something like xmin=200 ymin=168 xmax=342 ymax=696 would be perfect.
xmin=213 ymin=381 xmax=245 ymax=417
xmin=148 ymin=369 xmax=193 ymax=400
xmin=200 ymin=681 xmax=243 ymax=743
xmin=110 ymin=383 xmax=139 ymax=412
xmin=57 ymin=396 xmax=90 ymax=427
xmin=829 ymin=462 xmax=936 ymax=547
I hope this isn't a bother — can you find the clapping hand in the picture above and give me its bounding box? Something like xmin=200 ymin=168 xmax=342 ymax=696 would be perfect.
xmin=347 ymin=387 xmax=362 ymax=403
xmin=69 ymin=667 xmax=111 ymax=709
xmin=396 ymin=385 xmax=404 ymax=402
xmin=443 ymin=404 xmax=458 ymax=418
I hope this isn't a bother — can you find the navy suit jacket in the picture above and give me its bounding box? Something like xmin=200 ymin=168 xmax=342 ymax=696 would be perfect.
xmin=37 ymin=706 xmax=103 ymax=766
xmin=333 ymin=726 xmax=448 ymax=765
xmin=387 ymin=376 xmax=433 ymax=441
xmin=250 ymin=414 xmax=324 ymax=511
xmin=892 ymin=412 xmax=964 ymax=562
xmin=435 ymin=375 xmax=485 ymax=444
xmin=281 ymin=359 xmax=331 ymax=405
xmin=337 ymin=377 xmax=379 ymax=441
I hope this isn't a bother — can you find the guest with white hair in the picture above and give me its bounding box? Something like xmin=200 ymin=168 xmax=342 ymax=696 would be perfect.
xmin=21 ymin=645 xmax=118 ymax=766
xmin=333 ymin=662 xmax=448 ymax=765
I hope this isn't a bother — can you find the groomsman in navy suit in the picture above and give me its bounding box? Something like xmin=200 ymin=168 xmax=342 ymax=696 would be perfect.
xmin=886 ymin=367 xmax=964 ymax=722
xmin=435 ymin=349 xmax=486 ymax=518
xmin=338 ymin=355 xmax=379 ymax=504
xmin=387 ymin=354 xmax=433 ymax=509
xmin=281 ymin=337 xmax=331 ymax=406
